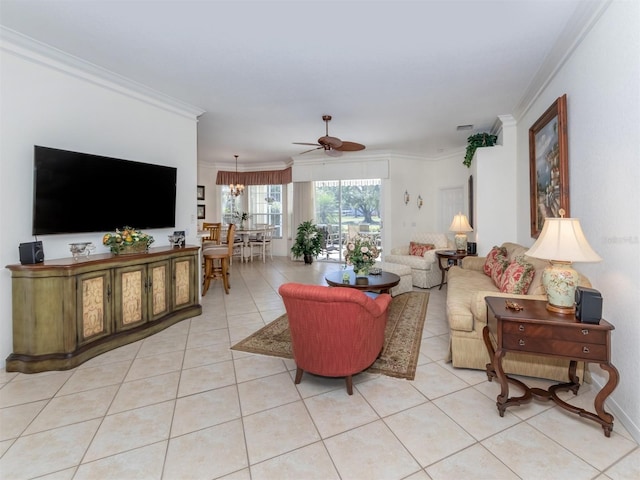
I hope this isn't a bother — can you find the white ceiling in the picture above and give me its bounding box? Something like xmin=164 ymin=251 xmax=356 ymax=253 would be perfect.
xmin=0 ymin=0 xmax=593 ymax=167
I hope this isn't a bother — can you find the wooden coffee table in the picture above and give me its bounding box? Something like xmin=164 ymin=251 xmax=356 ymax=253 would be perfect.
xmin=325 ymin=270 xmax=400 ymax=295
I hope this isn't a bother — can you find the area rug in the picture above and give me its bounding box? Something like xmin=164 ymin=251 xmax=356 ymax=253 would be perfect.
xmin=231 ymin=291 xmax=429 ymax=380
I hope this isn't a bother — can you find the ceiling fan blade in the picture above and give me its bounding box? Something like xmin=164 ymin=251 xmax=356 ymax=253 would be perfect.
xmin=298 ymin=146 xmax=322 ymax=155
xmin=334 ymin=141 xmax=365 ymax=152
xmin=293 ymin=142 xmax=321 ymax=146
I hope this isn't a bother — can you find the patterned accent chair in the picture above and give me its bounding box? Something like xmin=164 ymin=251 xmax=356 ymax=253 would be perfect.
xmin=383 ymin=232 xmax=451 ymax=288
xmin=278 ymin=283 xmax=392 ymax=395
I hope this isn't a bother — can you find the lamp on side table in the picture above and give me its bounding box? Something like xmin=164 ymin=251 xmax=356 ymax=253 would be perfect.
xmin=525 ymin=209 xmax=602 ymax=314
xmin=449 ymin=212 xmax=473 ymax=254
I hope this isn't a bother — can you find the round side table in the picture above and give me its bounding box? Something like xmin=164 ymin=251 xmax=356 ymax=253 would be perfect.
xmin=436 ymin=250 xmax=477 ymax=290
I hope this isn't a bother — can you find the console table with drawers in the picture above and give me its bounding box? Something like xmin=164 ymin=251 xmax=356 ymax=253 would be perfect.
xmin=483 ymin=296 xmax=619 ymax=437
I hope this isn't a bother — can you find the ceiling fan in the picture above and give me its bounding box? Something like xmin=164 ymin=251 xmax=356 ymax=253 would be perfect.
xmin=294 ymin=115 xmax=365 ymax=157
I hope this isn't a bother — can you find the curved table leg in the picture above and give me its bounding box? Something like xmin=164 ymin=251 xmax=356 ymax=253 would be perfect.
xmin=482 ymin=325 xmax=497 ymax=382
xmin=595 ymin=363 xmax=619 ymax=437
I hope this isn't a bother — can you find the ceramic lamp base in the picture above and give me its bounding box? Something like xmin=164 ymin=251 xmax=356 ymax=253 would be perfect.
xmin=542 ymin=261 xmax=579 ymax=315
xmin=454 ymin=233 xmax=468 ymax=254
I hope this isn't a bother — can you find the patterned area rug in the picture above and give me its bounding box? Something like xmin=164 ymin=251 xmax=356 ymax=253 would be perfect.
xmin=231 ymin=291 xmax=429 ymax=380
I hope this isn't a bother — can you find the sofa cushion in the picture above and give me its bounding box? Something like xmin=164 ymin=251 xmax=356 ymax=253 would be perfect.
xmin=410 ymin=241 xmax=435 ymax=257
xmin=483 ymin=246 xmax=508 ymax=277
xmin=447 ymin=266 xmax=497 ymax=332
xmin=500 ymin=256 xmax=535 ymax=294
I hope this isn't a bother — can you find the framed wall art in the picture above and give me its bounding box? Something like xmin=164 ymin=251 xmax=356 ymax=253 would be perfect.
xmin=197 ymin=185 xmax=205 ymax=201
xmin=529 ymin=93 xmax=569 ymax=238
xmin=197 ymin=204 xmax=205 ymax=219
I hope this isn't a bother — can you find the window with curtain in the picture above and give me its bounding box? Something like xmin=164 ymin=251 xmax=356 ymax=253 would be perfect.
xmin=248 ymin=185 xmax=282 ymax=237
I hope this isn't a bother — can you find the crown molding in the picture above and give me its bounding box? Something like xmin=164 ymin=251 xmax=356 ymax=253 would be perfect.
xmin=0 ymin=27 xmax=205 ymax=120
xmin=513 ymin=0 xmax=612 ymax=120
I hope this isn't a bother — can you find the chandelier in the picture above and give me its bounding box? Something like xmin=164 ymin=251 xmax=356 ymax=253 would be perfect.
xmin=229 ymin=154 xmax=244 ymax=197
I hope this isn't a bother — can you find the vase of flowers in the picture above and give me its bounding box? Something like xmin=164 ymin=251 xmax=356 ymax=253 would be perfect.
xmin=233 ymin=211 xmax=250 ymax=229
xmin=344 ymin=234 xmax=380 ymax=276
xmin=103 ymin=226 xmax=154 ymax=255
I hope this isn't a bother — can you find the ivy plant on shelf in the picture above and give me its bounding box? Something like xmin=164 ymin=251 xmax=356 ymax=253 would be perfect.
xmin=464 ymin=133 xmax=498 ymax=168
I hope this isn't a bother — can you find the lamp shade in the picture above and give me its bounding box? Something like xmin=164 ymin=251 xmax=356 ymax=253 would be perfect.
xmin=448 ymin=213 xmax=473 ymax=233
xmin=525 ymin=217 xmax=601 ymax=263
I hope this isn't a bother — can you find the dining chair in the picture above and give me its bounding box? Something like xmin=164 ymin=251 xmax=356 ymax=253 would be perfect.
xmin=202 ymin=223 xmax=236 ymax=295
xmin=249 ymin=225 xmax=274 ymax=262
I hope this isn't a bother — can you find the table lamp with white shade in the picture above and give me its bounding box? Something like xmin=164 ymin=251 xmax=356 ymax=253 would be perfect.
xmin=449 ymin=212 xmax=473 ymax=253
xmin=525 ymin=209 xmax=602 ymax=314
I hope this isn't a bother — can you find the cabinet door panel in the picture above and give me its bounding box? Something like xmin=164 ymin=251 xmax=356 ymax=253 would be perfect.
xmin=173 ymin=256 xmax=196 ymax=309
xmin=114 ymin=265 xmax=147 ymax=331
xmin=149 ymin=260 xmax=171 ymax=321
xmin=77 ymin=271 xmax=112 ymax=346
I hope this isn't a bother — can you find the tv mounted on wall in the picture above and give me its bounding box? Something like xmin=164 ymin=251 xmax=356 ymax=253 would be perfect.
xmin=32 ymin=146 xmax=177 ymax=235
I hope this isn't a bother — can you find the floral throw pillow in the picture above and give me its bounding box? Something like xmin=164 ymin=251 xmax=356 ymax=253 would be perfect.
xmin=500 ymin=256 xmax=536 ymax=294
xmin=490 ymin=253 xmax=509 ymax=287
xmin=483 ymin=246 xmax=508 ymax=277
xmin=410 ymin=241 xmax=435 ymax=257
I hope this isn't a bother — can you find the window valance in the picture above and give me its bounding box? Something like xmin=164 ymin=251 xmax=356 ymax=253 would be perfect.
xmin=216 ymin=167 xmax=292 ymax=186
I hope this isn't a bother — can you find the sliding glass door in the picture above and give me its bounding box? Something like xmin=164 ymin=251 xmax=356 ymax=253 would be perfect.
xmin=314 ymin=179 xmax=382 ymax=262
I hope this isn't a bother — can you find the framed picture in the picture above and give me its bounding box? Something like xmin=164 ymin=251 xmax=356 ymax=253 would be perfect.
xmin=197 ymin=204 xmax=205 ymax=219
xmin=197 ymin=185 xmax=205 ymax=201
xmin=529 ymin=94 xmax=569 ymax=238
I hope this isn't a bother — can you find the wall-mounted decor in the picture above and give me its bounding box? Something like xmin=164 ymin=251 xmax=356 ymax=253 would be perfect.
xmin=197 ymin=185 xmax=205 ymax=201
xmin=197 ymin=204 xmax=206 ymax=219
xmin=529 ymin=94 xmax=569 ymax=238
xmin=417 ymin=195 xmax=423 ymax=209
xmin=404 ymin=190 xmax=410 ymax=205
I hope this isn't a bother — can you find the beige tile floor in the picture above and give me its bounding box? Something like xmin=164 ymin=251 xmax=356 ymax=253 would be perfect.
xmin=0 ymin=257 xmax=638 ymax=480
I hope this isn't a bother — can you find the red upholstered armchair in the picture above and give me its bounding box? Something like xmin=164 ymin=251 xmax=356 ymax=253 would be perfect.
xmin=278 ymin=282 xmax=392 ymax=395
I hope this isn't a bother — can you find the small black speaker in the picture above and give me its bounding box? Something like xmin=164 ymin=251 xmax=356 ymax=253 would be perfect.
xmin=19 ymin=241 xmax=44 ymax=265
xmin=575 ymin=286 xmax=602 ymax=324
xmin=467 ymin=242 xmax=477 ymax=254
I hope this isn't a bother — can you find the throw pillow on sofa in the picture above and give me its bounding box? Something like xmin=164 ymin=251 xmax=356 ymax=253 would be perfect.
xmin=410 ymin=241 xmax=435 ymax=257
xmin=500 ymin=256 xmax=535 ymax=294
xmin=483 ymin=245 xmax=508 ymax=276
xmin=490 ymin=252 xmax=509 ymax=287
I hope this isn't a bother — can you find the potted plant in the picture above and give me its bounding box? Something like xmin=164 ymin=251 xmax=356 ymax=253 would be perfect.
xmin=291 ymin=220 xmax=323 ymax=264
xmin=464 ymin=132 xmax=497 ymax=168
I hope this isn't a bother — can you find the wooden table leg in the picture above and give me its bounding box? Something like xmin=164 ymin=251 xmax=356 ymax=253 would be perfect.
xmin=594 ymin=363 xmax=619 ymax=437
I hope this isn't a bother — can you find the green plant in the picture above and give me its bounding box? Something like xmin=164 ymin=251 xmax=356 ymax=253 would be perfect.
xmin=464 ymin=133 xmax=497 ymax=168
xmin=291 ymin=220 xmax=323 ymax=260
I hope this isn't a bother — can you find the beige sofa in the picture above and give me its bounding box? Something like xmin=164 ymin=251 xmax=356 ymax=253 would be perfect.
xmin=446 ymin=242 xmax=591 ymax=382
xmin=384 ymin=232 xmax=450 ymax=288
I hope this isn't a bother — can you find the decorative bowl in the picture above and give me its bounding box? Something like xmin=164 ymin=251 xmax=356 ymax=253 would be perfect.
xmin=69 ymin=242 xmax=95 ymax=260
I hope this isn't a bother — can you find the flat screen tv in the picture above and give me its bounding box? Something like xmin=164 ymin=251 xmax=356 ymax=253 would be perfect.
xmin=33 ymin=146 xmax=177 ymax=235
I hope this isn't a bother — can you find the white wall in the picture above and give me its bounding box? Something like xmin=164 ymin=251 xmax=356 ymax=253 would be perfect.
xmin=514 ymin=1 xmax=639 ymax=441
xmin=0 ymin=34 xmax=202 ymax=364
xmin=473 ymin=116 xmax=518 ymax=255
